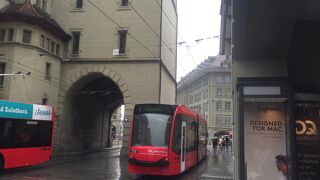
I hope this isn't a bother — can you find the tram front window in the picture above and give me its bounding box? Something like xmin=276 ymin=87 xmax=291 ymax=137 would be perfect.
xmin=132 ymin=113 xmax=172 ymax=147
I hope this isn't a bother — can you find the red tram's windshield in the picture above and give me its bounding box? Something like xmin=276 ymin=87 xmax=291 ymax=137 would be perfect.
xmin=132 ymin=113 xmax=172 ymax=147
xmin=131 ymin=104 xmax=176 ymax=147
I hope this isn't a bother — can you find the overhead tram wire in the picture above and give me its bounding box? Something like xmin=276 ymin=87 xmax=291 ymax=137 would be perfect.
xmin=87 ymin=0 xmax=157 ymax=58
xmin=15 ymin=61 xmax=64 ymax=85
xmin=128 ymin=1 xmax=175 ymax=55
xmin=129 ymin=1 xmax=193 ymax=74
xmin=6 ymin=62 xmax=63 ymax=87
xmin=152 ymin=0 xmax=198 ymax=67
xmin=6 ymin=59 xmax=75 ymax=88
xmin=4 ymin=62 xmax=62 ymax=88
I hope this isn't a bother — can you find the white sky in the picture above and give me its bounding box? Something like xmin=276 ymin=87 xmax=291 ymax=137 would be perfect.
xmin=177 ymin=0 xmax=221 ymax=82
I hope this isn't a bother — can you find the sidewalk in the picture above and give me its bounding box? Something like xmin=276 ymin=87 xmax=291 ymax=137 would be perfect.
xmin=200 ymin=146 xmax=234 ymax=180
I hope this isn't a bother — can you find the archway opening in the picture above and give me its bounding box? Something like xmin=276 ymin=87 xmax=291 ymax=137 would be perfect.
xmin=62 ymin=73 xmax=124 ymax=152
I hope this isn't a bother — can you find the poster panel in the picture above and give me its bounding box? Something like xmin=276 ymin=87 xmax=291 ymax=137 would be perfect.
xmin=244 ymin=102 xmax=288 ymax=180
xmin=295 ymin=102 xmax=320 ymax=180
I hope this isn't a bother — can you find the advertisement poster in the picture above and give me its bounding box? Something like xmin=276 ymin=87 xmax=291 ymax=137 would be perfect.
xmin=244 ymin=102 xmax=288 ymax=180
xmin=295 ymin=102 xmax=320 ymax=180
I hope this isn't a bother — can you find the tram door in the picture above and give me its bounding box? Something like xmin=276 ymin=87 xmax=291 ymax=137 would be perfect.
xmin=181 ymin=121 xmax=186 ymax=172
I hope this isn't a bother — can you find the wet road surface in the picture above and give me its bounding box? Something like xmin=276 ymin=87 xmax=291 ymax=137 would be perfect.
xmin=0 ymin=147 xmax=233 ymax=180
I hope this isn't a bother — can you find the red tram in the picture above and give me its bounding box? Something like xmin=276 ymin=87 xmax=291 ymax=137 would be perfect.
xmin=128 ymin=104 xmax=207 ymax=176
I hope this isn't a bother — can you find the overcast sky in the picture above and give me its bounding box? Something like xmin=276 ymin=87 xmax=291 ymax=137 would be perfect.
xmin=177 ymin=0 xmax=221 ymax=82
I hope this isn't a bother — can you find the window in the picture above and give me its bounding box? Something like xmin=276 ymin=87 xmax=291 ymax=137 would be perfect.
xmin=76 ymin=0 xmax=83 ymax=8
xmin=222 ymin=62 xmax=230 ymax=69
xmin=51 ymin=41 xmax=55 ymax=53
xmin=0 ymin=118 xmax=52 ymax=148
xmin=0 ymin=63 xmax=5 ymax=86
xmin=225 ymin=115 xmax=231 ymax=126
xmin=118 ymin=30 xmax=127 ymax=54
xmin=42 ymin=0 xmax=47 ymax=11
xmin=121 ymin=0 xmax=129 ymax=6
xmin=36 ymin=0 xmax=47 ymax=11
xmin=216 ymin=88 xmax=223 ymax=97
xmin=225 ymin=75 xmax=231 ymax=84
xmin=132 ymin=113 xmax=172 ymax=147
xmin=216 ymin=100 xmax=222 ymax=110
xmin=45 ymin=62 xmax=51 ymax=79
xmin=216 ymin=115 xmax=223 ymax=127
xmin=40 ymin=35 xmax=45 ymax=48
xmin=225 ymin=88 xmax=232 ymax=97
xmin=203 ymin=77 xmax=209 ymax=86
xmin=22 ymin=30 xmax=31 ymax=44
xmin=216 ymin=75 xmax=223 ymax=84
xmin=171 ymin=115 xmax=181 ymax=154
xmin=41 ymin=98 xmax=48 ymax=105
xmin=7 ymin=29 xmax=14 ymax=41
xmin=72 ymin=32 xmax=80 ymax=54
xmin=36 ymin=0 xmax=41 ymax=7
xmin=225 ymin=101 xmax=231 ymax=110
xmin=0 ymin=29 xmax=5 ymax=42
xmin=46 ymin=38 xmax=50 ymax=51
xmin=56 ymin=44 xmax=60 ymax=56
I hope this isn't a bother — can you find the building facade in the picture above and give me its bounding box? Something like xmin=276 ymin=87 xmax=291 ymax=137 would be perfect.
xmin=177 ymin=55 xmax=232 ymax=138
xmin=224 ymin=0 xmax=320 ymax=179
xmin=0 ymin=0 xmax=177 ymax=155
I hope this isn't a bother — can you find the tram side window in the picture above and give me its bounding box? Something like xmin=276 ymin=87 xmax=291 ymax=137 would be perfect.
xmin=0 ymin=118 xmax=52 ymax=148
xmin=186 ymin=120 xmax=197 ymax=152
xmin=171 ymin=115 xmax=182 ymax=154
xmin=198 ymin=122 xmax=206 ymax=145
xmin=171 ymin=114 xmax=197 ymax=153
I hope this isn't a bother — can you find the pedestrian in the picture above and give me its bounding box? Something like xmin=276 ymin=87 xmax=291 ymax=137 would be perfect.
xmin=225 ymin=136 xmax=230 ymax=150
xmin=211 ymin=137 xmax=218 ymax=151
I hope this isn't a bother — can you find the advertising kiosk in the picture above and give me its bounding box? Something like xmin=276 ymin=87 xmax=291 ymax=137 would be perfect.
xmin=238 ymin=78 xmax=320 ymax=180
xmin=237 ymin=78 xmax=296 ymax=180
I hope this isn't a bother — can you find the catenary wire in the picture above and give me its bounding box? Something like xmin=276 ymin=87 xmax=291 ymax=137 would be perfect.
xmin=87 ymin=0 xmax=157 ymax=58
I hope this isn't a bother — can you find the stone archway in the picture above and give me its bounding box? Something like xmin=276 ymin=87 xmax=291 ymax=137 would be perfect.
xmin=53 ymin=65 xmax=132 ymax=153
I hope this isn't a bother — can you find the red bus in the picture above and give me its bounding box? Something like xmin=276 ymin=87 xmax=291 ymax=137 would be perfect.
xmin=0 ymin=100 xmax=54 ymax=170
xmin=128 ymin=104 xmax=207 ymax=176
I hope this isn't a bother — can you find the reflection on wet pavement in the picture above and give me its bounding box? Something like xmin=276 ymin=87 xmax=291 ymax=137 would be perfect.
xmin=0 ymin=147 xmax=233 ymax=180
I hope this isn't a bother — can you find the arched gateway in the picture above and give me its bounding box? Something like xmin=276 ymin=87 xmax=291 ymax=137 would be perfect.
xmin=54 ymin=66 xmax=132 ymax=154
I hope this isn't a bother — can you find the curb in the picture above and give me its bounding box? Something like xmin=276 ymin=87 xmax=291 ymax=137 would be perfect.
xmin=201 ymin=175 xmax=233 ymax=180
